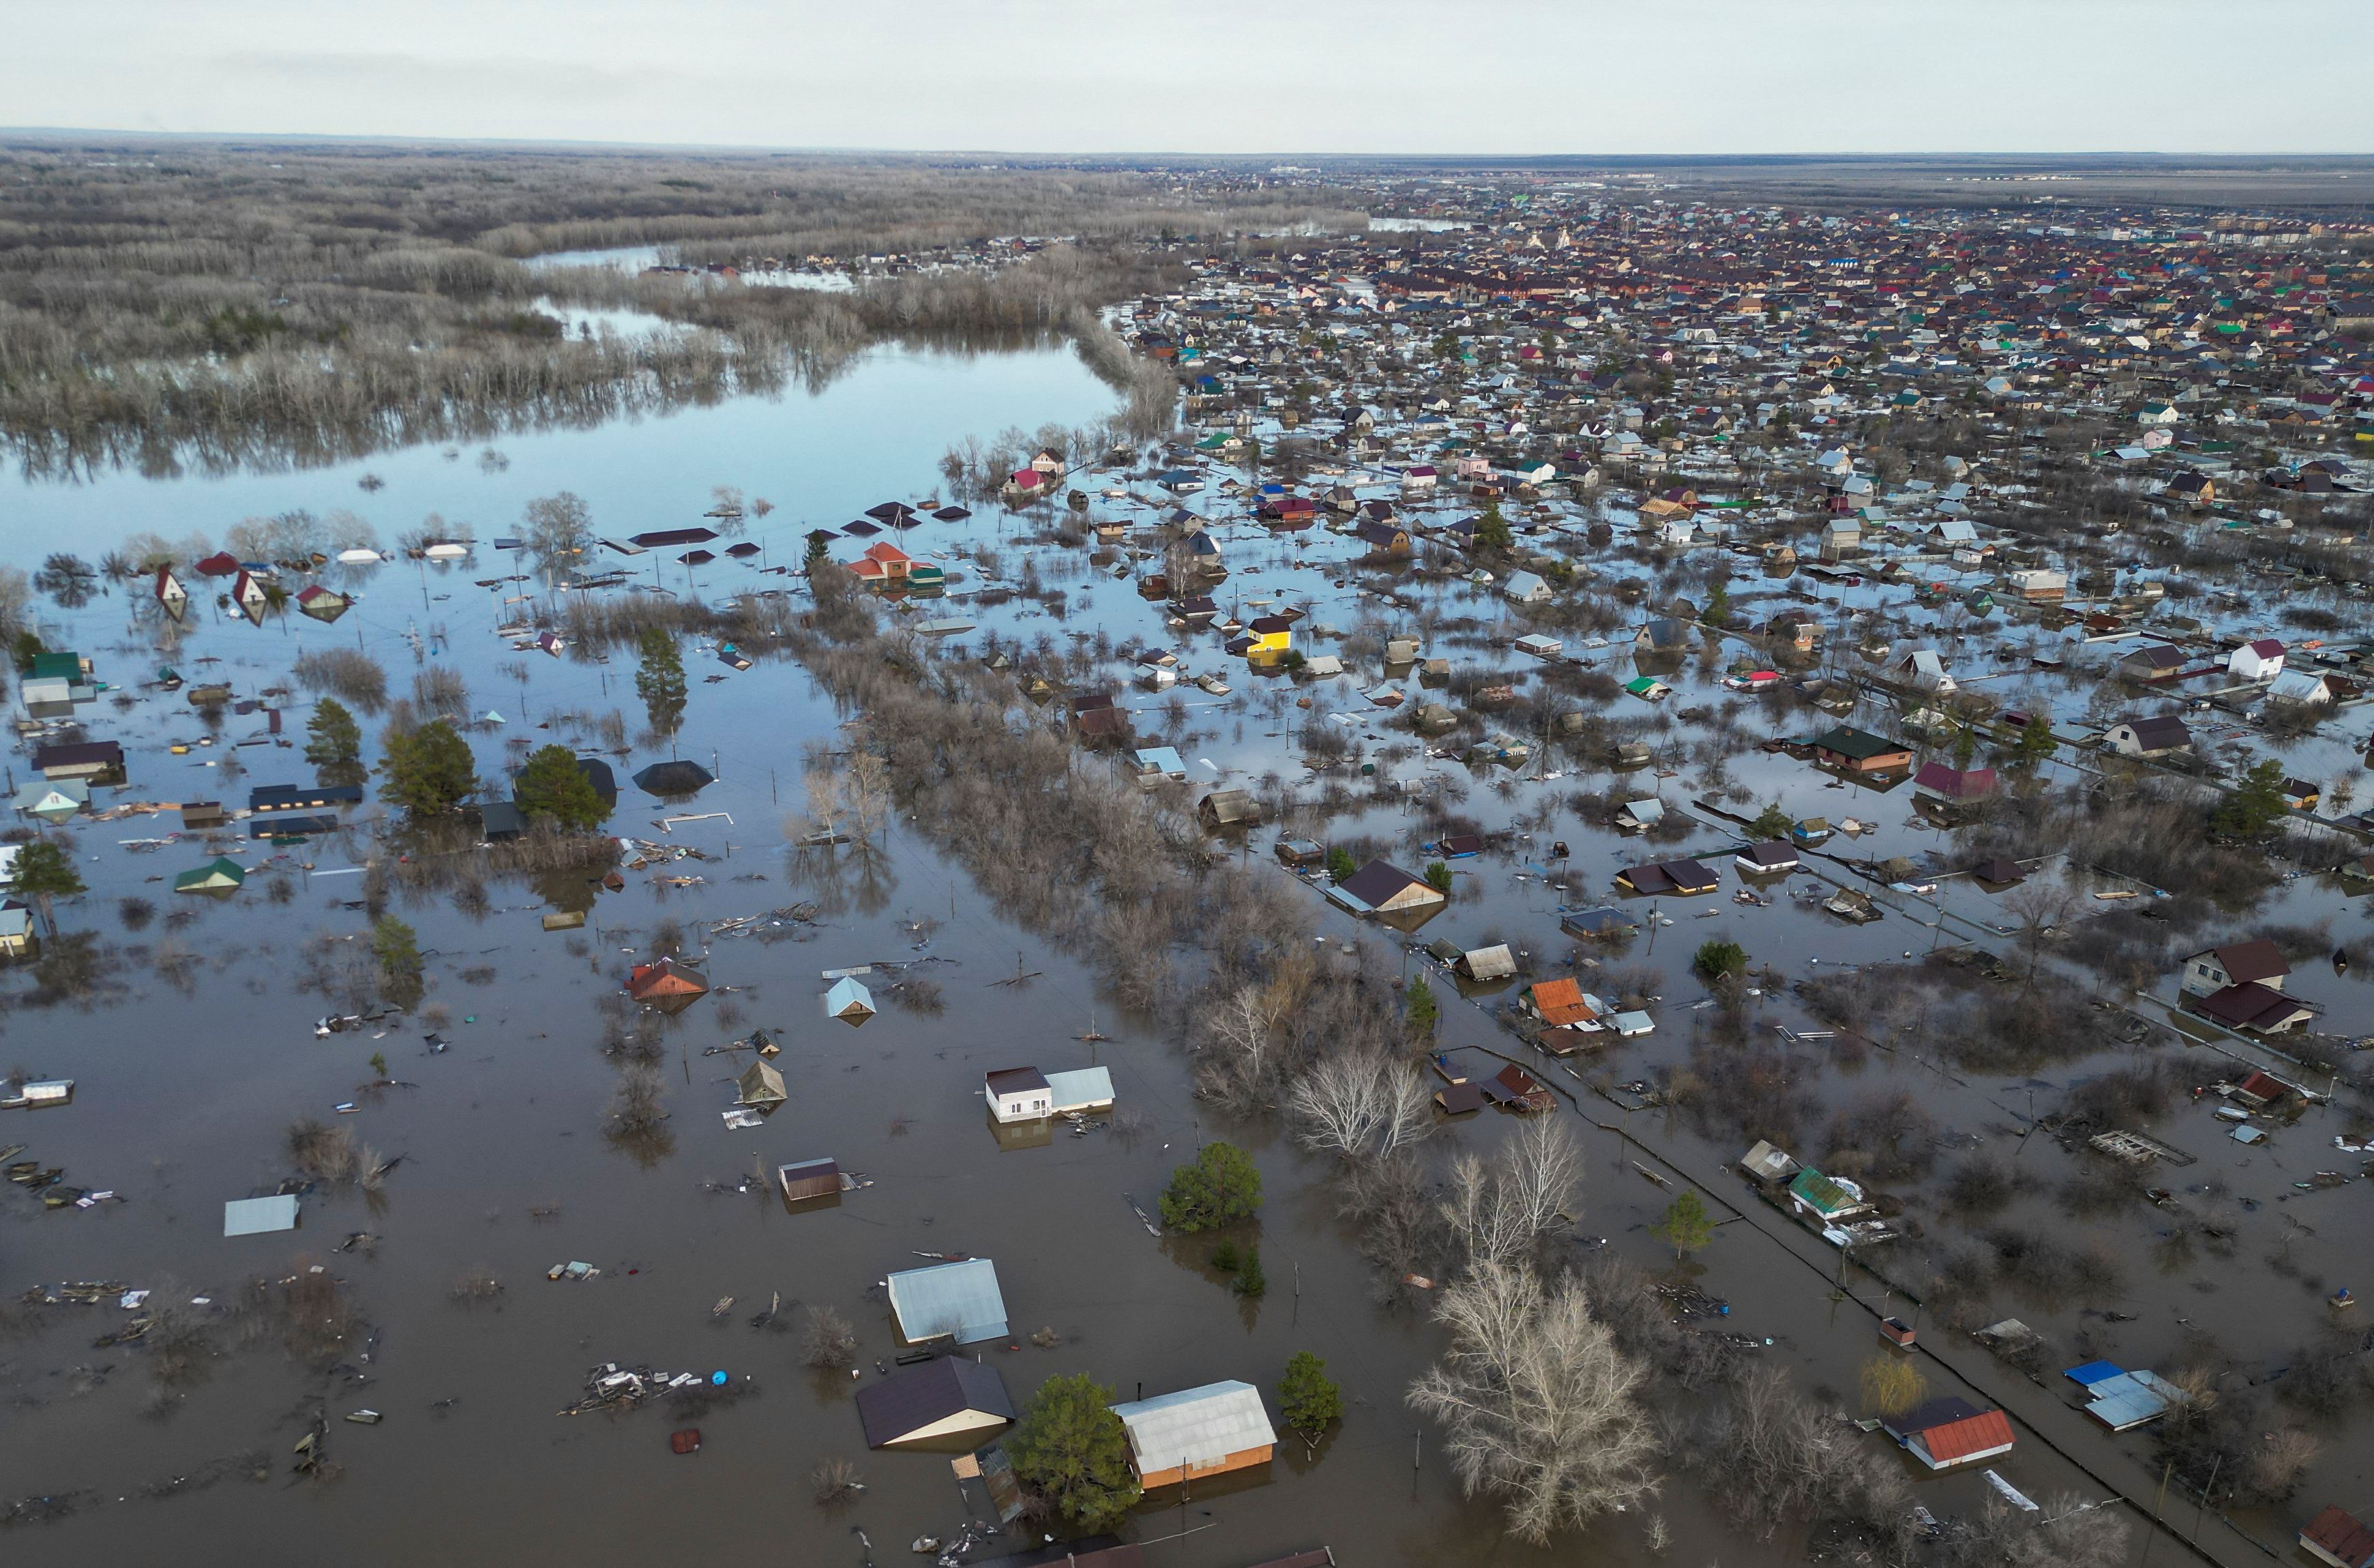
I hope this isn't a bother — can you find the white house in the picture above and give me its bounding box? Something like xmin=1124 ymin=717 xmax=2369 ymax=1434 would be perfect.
xmin=1502 ymin=571 xmax=1552 ymax=604
xmin=2229 ymin=639 xmax=2286 ymax=682
xmin=985 ymin=1067 xmax=1052 ymax=1123
xmin=1895 ymin=649 xmax=1956 ymax=694
xmin=2266 ymin=668 xmax=2333 ymax=707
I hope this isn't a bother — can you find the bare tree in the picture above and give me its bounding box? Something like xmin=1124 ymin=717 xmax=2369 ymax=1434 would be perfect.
xmin=2003 ymin=876 xmax=2082 ymax=990
xmin=1288 ymin=1050 xmax=1432 ymax=1160
xmin=1407 ymin=1262 xmax=1659 ymax=1544
xmin=801 ymin=1305 xmax=859 ymax=1370
xmin=1676 ymin=1363 xmax=1910 ymax=1545
xmin=1441 ymin=1115 xmax=1584 ymax=1269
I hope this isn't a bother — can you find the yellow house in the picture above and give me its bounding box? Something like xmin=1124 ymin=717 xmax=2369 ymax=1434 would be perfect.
xmin=1245 ymin=615 xmax=1292 ymax=666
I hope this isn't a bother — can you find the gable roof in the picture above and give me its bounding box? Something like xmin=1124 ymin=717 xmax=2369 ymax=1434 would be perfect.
xmin=2204 ymin=938 xmax=2289 ymax=984
xmin=1336 ymin=859 xmax=1432 ymax=908
xmin=886 ymin=1259 xmax=1009 ymax=1345
xmin=853 ymin=1357 xmax=1015 ymax=1447
xmin=1110 ymin=1380 xmax=1275 ymax=1473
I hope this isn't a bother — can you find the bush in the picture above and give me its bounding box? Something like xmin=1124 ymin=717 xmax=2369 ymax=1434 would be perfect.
xmin=1692 ymin=938 xmax=1747 ymax=983
xmin=379 ymin=718 xmax=477 ymax=816
xmin=1160 ymin=1142 xmax=1262 ymax=1232
xmin=514 ymin=744 xmax=610 ymax=829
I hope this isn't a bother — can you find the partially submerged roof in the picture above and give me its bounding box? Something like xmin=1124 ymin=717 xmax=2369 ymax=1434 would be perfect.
xmin=1110 ymin=1380 xmax=1276 ymax=1475
xmin=224 ymin=1194 xmax=300 ymax=1237
xmin=887 ymin=1258 xmax=1009 ymax=1345
xmin=854 ymin=1357 xmax=1015 ymax=1447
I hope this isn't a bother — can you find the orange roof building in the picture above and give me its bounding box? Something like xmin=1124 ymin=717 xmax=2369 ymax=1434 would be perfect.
xmin=627 ymin=956 xmax=711 ymax=1003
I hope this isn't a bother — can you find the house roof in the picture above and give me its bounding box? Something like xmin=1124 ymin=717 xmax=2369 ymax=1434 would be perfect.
xmin=1912 ymin=1406 xmax=2016 ymax=1464
xmin=887 ymin=1259 xmax=1009 ymax=1345
xmin=1110 ymin=1380 xmax=1275 ymax=1473
xmin=2204 ymin=938 xmax=2289 ymax=984
xmin=1914 ymin=763 xmax=1996 ymax=799
xmin=1739 ymin=840 xmax=1798 ymax=867
xmin=1811 ymin=726 xmax=1907 ymax=760
xmin=2120 ymin=715 xmax=2192 ymax=748
xmin=1336 ymin=859 xmax=1432 ymax=908
xmin=2184 ymin=981 xmax=2310 ymax=1032
xmin=986 ymin=1067 xmax=1052 ymax=1097
xmin=1043 ymin=1067 xmax=1114 ymax=1108
xmin=2303 ymin=1507 xmax=2374 ymax=1568
xmin=853 ymin=1357 xmax=1015 ymax=1447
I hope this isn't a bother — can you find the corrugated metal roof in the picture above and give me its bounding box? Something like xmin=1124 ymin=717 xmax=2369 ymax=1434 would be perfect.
xmin=1044 ymin=1067 xmax=1114 ymax=1109
xmin=1111 ymin=1380 xmax=1275 ymax=1473
xmin=223 ymin=1194 xmax=300 ymax=1237
xmin=887 ymin=1259 xmax=1008 ymax=1345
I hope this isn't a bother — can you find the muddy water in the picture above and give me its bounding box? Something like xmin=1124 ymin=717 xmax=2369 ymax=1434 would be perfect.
xmin=3 ymin=399 xmax=2369 ymax=1567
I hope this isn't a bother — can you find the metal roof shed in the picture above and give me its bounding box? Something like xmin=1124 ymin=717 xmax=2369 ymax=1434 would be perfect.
xmin=887 ymin=1259 xmax=1009 ymax=1346
xmin=223 ymin=1194 xmax=300 ymax=1237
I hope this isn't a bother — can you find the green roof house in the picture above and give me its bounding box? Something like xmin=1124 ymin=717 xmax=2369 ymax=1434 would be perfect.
xmin=173 ymin=857 xmax=247 ymax=895
xmin=1787 ymin=1167 xmax=1870 ymax=1222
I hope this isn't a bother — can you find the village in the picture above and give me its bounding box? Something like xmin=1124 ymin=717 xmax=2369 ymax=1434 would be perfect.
xmin=4 ymin=162 xmax=2374 ymax=1568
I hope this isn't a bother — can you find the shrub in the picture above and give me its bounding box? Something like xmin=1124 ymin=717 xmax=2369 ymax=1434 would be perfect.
xmin=1277 ymin=1350 xmax=1342 ymax=1440
xmin=1692 ymin=939 xmax=1747 ymax=983
xmin=1159 ymin=1142 xmax=1262 ymax=1232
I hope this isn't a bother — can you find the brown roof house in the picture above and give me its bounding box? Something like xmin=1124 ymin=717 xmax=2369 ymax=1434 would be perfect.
xmin=2301 ymin=1506 xmax=2374 ymax=1568
xmin=1326 ymin=860 xmax=1446 ymax=918
xmin=2180 ymin=936 xmax=2313 ymax=1033
xmin=2103 ymin=715 xmax=2193 ymax=758
xmin=627 ymin=956 xmax=710 ymax=1011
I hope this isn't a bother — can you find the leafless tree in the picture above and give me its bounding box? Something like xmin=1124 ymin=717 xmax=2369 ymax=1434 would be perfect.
xmin=1407 ymin=1262 xmax=1659 ymax=1544
xmin=1940 ymin=1494 xmax=2129 ymax=1568
xmin=1441 ymin=1115 xmax=1584 ymax=1269
xmin=801 ymin=1305 xmax=859 ymax=1370
xmin=1288 ymin=1050 xmax=1432 ymax=1160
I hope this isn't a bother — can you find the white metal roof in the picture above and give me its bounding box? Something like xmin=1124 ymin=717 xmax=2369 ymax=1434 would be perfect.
xmin=1110 ymin=1380 xmax=1275 ymax=1473
xmin=887 ymin=1258 xmax=1008 ymax=1344
xmin=223 ymin=1194 xmax=300 ymax=1237
xmin=1043 ymin=1067 xmax=1114 ymax=1110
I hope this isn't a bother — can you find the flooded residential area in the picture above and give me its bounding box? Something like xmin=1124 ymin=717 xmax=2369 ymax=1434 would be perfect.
xmin=3 ymin=138 xmax=2374 ymax=1568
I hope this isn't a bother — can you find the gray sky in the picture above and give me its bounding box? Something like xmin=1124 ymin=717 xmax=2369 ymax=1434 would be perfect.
xmin=9 ymin=0 xmax=2371 ymax=154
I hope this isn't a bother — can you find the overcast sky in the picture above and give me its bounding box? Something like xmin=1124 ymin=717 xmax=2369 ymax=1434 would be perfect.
xmin=8 ymin=0 xmax=2370 ymax=156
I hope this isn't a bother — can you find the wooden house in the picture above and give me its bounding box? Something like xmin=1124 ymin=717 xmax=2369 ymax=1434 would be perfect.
xmin=1110 ymin=1381 xmax=1276 ymax=1488
xmin=627 ymin=956 xmax=709 ymax=1006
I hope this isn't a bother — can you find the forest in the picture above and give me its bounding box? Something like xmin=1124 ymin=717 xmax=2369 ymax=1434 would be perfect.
xmin=0 ymin=140 xmax=1347 ymax=473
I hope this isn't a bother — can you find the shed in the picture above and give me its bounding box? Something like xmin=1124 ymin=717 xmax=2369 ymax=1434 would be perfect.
xmin=223 ymin=1194 xmax=300 ymax=1237
xmin=1198 ymin=789 xmax=1264 ymax=829
xmin=825 ymin=975 xmax=876 ymax=1025
xmin=1615 ymin=797 xmax=1666 ymax=831
xmin=1740 ymin=1140 xmax=1800 ymax=1183
xmin=33 ymin=741 xmax=124 ymax=782
xmin=737 ymin=1059 xmax=786 ymax=1110
xmin=1455 ymin=944 xmax=1516 ymax=982
xmin=1110 ymin=1380 xmax=1277 ymax=1488
xmin=855 ymin=1357 xmax=1015 ymax=1448
xmin=887 ymin=1259 xmax=1009 ymax=1346
xmin=777 ymin=1157 xmax=842 ymax=1205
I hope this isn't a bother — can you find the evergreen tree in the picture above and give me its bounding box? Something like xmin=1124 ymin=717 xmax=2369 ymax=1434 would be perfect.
xmin=1234 ymin=1243 xmax=1267 ymax=1297
xmin=10 ymin=838 xmax=83 ymax=938
xmin=1703 ymin=580 xmax=1730 ymax=628
xmin=514 ymin=744 xmax=610 ymax=830
xmin=1691 ymin=939 xmax=1747 ymax=983
xmin=1423 ymin=860 xmax=1453 ymax=894
xmin=635 ymin=627 xmax=687 ymax=737
xmin=1160 ymin=1142 xmax=1263 ymax=1232
xmin=1277 ymin=1351 xmax=1344 ymax=1440
xmin=2214 ymin=758 xmax=2289 ymax=838
xmin=305 ymin=696 xmax=362 ymax=784
xmin=372 ymin=915 xmax=424 ymax=1009
xmin=1007 ymin=1374 xmax=1142 ymax=1531
xmin=1749 ymin=801 xmax=1794 ymax=840
xmin=1406 ymin=973 xmax=1439 ymax=1039
xmin=378 ymin=718 xmax=477 ymax=816
xmin=2014 ymin=711 xmax=2057 ymax=767
xmin=1472 ymin=497 xmax=1513 ymax=552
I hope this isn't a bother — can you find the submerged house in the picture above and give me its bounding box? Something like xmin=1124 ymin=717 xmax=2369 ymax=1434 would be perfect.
xmin=986 ymin=1067 xmax=1054 ymax=1124
xmin=2103 ymin=715 xmax=2192 ymax=757
xmin=1882 ymin=1398 xmax=2015 ymax=1471
xmin=627 ymin=957 xmax=709 ymax=1006
xmin=886 ymin=1258 xmax=1008 ymax=1346
xmin=1809 ymin=726 xmax=1912 ymax=776
xmin=1197 ymin=788 xmax=1264 ymax=830
xmin=1327 ymin=860 xmax=1446 ymax=917
xmin=825 ymin=975 xmax=877 ymax=1025
xmin=855 ymin=1357 xmax=1015 ymax=1449
xmin=1616 ymin=859 xmax=1719 ymax=896
xmin=2300 ymin=1507 xmax=2374 ymax=1568
xmin=1109 ymin=1380 xmax=1277 ymax=1488
xmin=173 ymin=856 xmax=247 ymax=894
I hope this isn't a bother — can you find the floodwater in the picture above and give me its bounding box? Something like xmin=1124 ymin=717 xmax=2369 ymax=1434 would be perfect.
xmin=3 ymin=356 xmax=2370 ymax=1568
